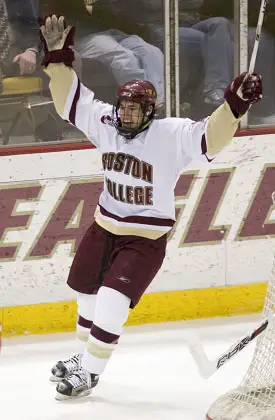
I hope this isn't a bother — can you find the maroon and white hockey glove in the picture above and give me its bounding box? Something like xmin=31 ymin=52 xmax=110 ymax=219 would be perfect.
xmin=224 ymin=72 xmax=262 ymax=117
xmin=40 ymin=15 xmax=75 ymax=68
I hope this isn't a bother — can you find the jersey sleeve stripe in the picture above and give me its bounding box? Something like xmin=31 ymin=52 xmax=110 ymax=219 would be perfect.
xmin=201 ymin=134 xmax=215 ymax=162
xmin=69 ymin=78 xmax=81 ymax=125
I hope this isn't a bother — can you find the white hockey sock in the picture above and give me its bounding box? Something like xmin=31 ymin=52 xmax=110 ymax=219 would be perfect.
xmin=76 ymin=293 xmax=97 ymax=355
xmin=81 ymin=286 xmax=131 ymax=375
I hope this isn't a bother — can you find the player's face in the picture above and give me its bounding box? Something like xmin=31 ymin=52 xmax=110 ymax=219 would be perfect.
xmin=119 ymin=100 xmax=143 ymax=129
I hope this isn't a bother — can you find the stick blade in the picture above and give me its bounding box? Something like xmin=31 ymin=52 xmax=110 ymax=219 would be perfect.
xmin=187 ymin=336 xmax=215 ymax=379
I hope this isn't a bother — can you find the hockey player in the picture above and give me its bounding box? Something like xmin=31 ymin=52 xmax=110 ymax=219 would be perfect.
xmin=40 ymin=15 xmax=262 ymax=400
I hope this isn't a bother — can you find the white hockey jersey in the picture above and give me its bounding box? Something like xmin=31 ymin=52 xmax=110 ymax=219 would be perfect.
xmin=46 ymin=64 xmax=240 ymax=239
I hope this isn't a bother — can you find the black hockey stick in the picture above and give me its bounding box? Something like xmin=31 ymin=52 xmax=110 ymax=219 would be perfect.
xmin=187 ymin=317 xmax=269 ymax=378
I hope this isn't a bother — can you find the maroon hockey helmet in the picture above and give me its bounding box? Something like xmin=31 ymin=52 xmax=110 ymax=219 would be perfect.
xmin=118 ymin=80 xmax=157 ymax=105
xmin=112 ymin=79 xmax=157 ymax=139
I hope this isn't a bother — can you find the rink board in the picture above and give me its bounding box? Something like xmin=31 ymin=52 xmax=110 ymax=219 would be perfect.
xmin=1 ymin=283 xmax=267 ymax=337
xmin=1 ymin=133 xmax=275 ymax=336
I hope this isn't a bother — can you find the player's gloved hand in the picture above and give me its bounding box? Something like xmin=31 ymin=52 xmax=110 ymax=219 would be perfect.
xmin=40 ymin=14 xmax=75 ymax=67
xmin=224 ymin=72 xmax=262 ymax=117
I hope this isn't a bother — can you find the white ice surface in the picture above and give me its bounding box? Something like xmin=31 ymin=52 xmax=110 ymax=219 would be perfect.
xmin=0 ymin=314 xmax=263 ymax=420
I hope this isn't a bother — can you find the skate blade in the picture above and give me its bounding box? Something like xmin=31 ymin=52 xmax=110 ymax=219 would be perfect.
xmin=49 ymin=375 xmax=63 ymax=383
xmin=55 ymin=389 xmax=92 ymax=401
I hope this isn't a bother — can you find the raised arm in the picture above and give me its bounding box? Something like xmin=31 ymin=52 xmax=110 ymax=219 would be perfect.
xmin=177 ymin=72 xmax=262 ymax=166
xmin=40 ymin=14 xmax=111 ymax=146
xmin=44 ymin=63 xmax=74 ymax=117
xmin=206 ymin=72 xmax=262 ymax=157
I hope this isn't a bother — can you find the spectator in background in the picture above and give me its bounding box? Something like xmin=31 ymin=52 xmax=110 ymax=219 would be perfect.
xmin=90 ymin=0 xmax=231 ymax=111
xmin=147 ymin=0 xmax=275 ymax=122
xmin=179 ymin=9 xmax=233 ymax=108
xmin=195 ymin=0 xmax=275 ymax=122
xmin=78 ymin=1 xmax=165 ymax=106
xmin=0 ymin=0 xmax=41 ymax=78
xmin=148 ymin=0 xmax=234 ymax=108
xmin=0 ymin=0 xmax=84 ymax=144
xmin=46 ymin=0 xmax=165 ymax=107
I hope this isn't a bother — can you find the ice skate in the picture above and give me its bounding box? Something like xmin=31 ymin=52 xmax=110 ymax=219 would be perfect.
xmin=55 ymin=368 xmax=99 ymax=400
xmin=50 ymin=354 xmax=81 ymax=382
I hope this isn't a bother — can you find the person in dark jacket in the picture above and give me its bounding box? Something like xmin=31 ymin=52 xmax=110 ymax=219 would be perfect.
xmin=44 ymin=0 xmax=165 ymax=105
xmin=1 ymin=0 xmax=41 ymax=76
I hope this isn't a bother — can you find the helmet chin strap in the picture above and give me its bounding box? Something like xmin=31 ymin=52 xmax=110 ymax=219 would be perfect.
xmin=118 ymin=116 xmax=152 ymax=140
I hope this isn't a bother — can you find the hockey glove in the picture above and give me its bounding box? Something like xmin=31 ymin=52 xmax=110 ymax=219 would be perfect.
xmin=224 ymin=72 xmax=262 ymax=117
xmin=40 ymin=15 xmax=75 ymax=68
